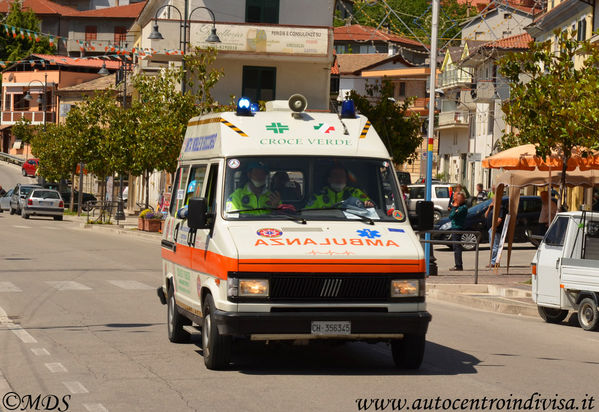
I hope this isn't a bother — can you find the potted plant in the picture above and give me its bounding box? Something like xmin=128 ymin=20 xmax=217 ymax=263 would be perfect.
xmin=139 ymin=209 xmax=163 ymax=232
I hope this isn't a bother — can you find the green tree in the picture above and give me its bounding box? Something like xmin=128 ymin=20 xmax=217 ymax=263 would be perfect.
xmin=498 ymin=30 xmax=599 ymax=206
xmin=336 ymin=0 xmax=472 ymax=45
xmin=0 ymin=0 xmax=56 ymax=61
xmin=350 ymin=79 xmax=423 ymax=165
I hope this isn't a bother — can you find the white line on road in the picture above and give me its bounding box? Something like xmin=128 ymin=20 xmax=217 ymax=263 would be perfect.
xmin=12 ymin=225 xmax=31 ymax=229
xmin=0 ymin=281 xmax=22 ymax=292
xmin=45 ymin=362 xmax=67 ymax=373
xmin=63 ymin=381 xmax=89 ymax=394
xmin=83 ymin=403 xmax=109 ymax=412
xmin=0 ymin=304 xmax=37 ymax=343
xmin=108 ymin=280 xmax=154 ymax=290
xmin=31 ymin=348 xmax=50 ymax=356
xmin=46 ymin=281 xmax=92 ymax=291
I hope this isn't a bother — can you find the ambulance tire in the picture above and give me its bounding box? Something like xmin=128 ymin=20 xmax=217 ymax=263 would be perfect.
xmin=167 ymin=286 xmax=191 ymax=343
xmin=537 ymin=306 xmax=568 ymax=324
xmin=578 ymin=298 xmax=599 ymax=331
xmin=202 ymin=294 xmax=231 ymax=370
xmin=391 ymin=334 xmax=425 ymax=369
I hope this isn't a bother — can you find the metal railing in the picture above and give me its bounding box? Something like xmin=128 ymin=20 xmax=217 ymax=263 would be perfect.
xmin=419 ymin=230 xmax=482 ymax=284
xmin=0 ymin=152 xmax=25 ymax=166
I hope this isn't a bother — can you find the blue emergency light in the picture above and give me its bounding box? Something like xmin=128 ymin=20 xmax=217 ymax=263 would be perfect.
xmin=250 ymin=102 xmax=260 ymax=113
xmin=341 ymin=99 xmax=356 ymax=119
xmin=236 ymin=97 xmax=253 ymax=116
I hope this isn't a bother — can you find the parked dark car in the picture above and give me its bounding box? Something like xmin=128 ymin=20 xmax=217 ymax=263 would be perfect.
xmin=43 ymin=183 xmax=97 ymax=211
xmin=396 ymin=171 xmax=412 ymax=186
xmin=434 ymin=196 xmax=543 ymax=251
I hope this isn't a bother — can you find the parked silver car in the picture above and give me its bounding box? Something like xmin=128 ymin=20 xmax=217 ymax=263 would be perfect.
xmin=407 ymin=183 xmax=472 ymax=223
xmin=22 ymin=189 xmax=64 ymax=220
xmin=0 ymin=188 xmax=13 ymax=212
xmin=9 ymin=184 xmax=41 ymax=215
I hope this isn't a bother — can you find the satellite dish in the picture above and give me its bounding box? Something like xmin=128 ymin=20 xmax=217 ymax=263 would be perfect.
xmin=288 ymin=94 xmax=308 ymax=113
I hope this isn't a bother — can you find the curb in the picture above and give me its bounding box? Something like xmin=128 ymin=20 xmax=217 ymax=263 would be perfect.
xmin=78 ymin=221 xmax=161 ymax=242
xmin=427 ymin=283 xmax=537 ymax=317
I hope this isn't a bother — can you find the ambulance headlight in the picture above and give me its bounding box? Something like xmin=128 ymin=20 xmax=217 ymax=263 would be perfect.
xmin=228 ymin=278 xmax=269 ymax=297
xmin=391 ymin=279 xmax=423 ymax=298
xmin=237 ymin=97 xmax=253 ymax=116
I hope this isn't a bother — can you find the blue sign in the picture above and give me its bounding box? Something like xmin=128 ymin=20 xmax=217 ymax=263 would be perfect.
xmin=388 ymin=228 xmax=405 ymax=233
xmin=184 ymin=134 xmax=217 ymax=152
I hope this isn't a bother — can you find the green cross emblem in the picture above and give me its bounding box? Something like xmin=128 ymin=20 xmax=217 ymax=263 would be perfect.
xmin=266 ymin=122 xmax=289 ymax=134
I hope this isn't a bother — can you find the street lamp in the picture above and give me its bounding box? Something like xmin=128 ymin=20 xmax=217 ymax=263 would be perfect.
xmin=148 ymin=5 xmax=221 ymax=92
xmin=97 ymin=61 xmax=110 ymax=76
xmin=24 ymin=73 xmax=49 ymax=131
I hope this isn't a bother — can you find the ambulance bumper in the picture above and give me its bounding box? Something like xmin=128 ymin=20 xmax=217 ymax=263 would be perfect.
xmin=212 ymin=310 xmax=431 ymax=338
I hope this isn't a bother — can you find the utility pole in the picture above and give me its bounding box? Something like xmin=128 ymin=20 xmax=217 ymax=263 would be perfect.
xmin=424 ymin=0 xmax=440 ymax=276
xmin=115 ymin=55 xmax=129 ymax=222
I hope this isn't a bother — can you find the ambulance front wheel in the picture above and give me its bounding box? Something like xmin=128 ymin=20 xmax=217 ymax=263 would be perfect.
xmin=167 ymin=286 xmax=191 ymax=343
xmin=202 ymin=294 xmax=231 ymax=370
xmin=390 ymin=334 xmax=426 ymax=369
xmin=537 ymin=306 xmax=568 ymax=324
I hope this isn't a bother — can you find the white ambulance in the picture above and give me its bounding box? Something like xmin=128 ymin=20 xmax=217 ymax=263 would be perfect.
xmin=158 ymin=95 xmax=433 ymax=370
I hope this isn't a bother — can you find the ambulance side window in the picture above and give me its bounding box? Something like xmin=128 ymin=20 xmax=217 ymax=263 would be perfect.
xmin=184 ymin=164 xmax=208 ymax=206
xmin=205 ymin=163 xmax=219 ymax=213
xmin=170 ymin=165 xmax=190 ymax=216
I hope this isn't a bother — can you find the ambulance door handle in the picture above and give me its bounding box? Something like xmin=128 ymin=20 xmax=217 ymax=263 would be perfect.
xmin=555 ymin=258 xmax=560 ymax=269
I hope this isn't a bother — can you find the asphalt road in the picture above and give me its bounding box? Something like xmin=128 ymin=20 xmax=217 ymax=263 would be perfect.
xmin=1 ymin=162 xmax=598 ymax=412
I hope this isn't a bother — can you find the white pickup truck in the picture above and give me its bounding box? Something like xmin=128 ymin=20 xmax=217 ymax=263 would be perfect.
xmin=532 ymin=211 xmax=599 ymax=331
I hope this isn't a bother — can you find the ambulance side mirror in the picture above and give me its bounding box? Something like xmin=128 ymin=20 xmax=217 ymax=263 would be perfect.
xmin=188 ymin=197 xmax=208 ymax=230
xmin=416 ymin=201 xmax=434 ymax=231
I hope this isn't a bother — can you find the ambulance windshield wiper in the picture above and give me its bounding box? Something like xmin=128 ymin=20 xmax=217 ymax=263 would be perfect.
xmin=227 ymin=208 xmax=306 ymax=224
xmin=299 ymin=206 xmax=374 ymax=225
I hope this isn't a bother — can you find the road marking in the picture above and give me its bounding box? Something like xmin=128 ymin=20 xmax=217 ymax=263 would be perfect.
xmin=0 ymin=370 xmax=11 ymax=393
xmin=31 ymin=348 xmax=50 ymax=356
xmin=7 ymin=325 xmax=37 ymax=343
xmin=45 ymin=362 xmax=67 ymax=373
xmin=46 ymin=281 xmax=92 ymax=291
xmin=83 ymin=403 xmax=109 ymax=412
xmin=12 ymin=225 xmax=31 ymax=229
xmin=0 ymin=305 xmax=37 ymax=343
xmin=108 ymin=280 xmax=154 ymax=290
xmin=63 ymin=381 xmax=89 ymax=394
xmin=0 ymin=282 xmax=22 ymax=292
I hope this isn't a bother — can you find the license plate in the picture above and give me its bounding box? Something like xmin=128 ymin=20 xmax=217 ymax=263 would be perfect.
xmin=39 ymin=201 xmax=50 ymax=206
xmin=311 ymin=321 xmax=351 ymax=335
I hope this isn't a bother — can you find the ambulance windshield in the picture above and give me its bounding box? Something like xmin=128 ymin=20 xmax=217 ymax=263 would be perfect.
xmin=223 ymin=156 xmax=407 ymax=222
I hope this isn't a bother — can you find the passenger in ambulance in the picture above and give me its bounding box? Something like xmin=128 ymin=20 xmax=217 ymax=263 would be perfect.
xmin=226 ymin=161 xmax=281 ymax=214
xmin=270 ymin=171 xmax=301 ymax=202
xmin=305 ymin=166 xmax=374 ymax=209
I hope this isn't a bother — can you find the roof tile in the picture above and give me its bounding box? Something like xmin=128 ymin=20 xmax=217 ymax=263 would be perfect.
xmin=334 ymin=24 xmax=424 ymax=47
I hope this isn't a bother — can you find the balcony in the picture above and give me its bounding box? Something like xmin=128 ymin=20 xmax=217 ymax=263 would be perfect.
xmin=2 ymin=111 xmax=56 ymax=125
xmin=437 ymin=111 xmax=469 ymax=129
xmin=438 ymin=68 xmax=472 ymax=90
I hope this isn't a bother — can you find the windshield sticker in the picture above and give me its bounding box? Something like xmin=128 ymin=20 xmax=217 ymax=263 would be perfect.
xmin=266 ymin=122 xmax=289 ymax=134
xmin=357 ymin=229 xmax=380 ymax=239
xmin=392 ymin=210 xmax=404 ymax=220
xmin=257 ymin=228 xmax=283 ymax=237
xmin=314 ymin=123 xmax=335 ymax=134
xmin=388 ymin=228 xmax=405 ymax=233
xmin=254 ymin=237 xmax=399 ymax=247
xmin=176 ymin=189 xmax=184 ymax=200
xmin=227 ymin=159 xmax=240 ymax=169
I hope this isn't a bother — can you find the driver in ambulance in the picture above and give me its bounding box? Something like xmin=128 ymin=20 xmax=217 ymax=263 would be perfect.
xmin=226 ymin=161 xmax=281 ymax=214
xmin=305 ymin=166 xmax=374 ymax=209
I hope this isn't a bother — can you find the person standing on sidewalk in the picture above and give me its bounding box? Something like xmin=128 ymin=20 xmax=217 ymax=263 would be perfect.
xmin=449 ymin=192 xmax=468 ymax=271
xmin=485 ymin=201 xmax=506 ymax=268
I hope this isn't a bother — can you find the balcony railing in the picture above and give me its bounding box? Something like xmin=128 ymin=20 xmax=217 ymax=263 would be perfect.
xmin=437 ymin=111 xmax=469 ymax=128
xmin=438 ymin=68 xmax=472 ymax=89
xmin=2 ymin=111 xmax=56 ymax=124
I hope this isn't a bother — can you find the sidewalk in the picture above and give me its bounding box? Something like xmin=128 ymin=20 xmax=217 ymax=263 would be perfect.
xmin=65 ymin=212 xmax=162 ymax=242
xmin=426 ymin=261 xmax=537 ymax=317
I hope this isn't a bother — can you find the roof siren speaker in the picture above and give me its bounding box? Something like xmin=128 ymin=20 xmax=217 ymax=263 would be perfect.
xmin=288 ymin=94 xmax=308 ymax=113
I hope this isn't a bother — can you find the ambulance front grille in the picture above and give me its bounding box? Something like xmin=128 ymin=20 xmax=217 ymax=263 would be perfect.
xmin=269 ymin=275 xmax=390 ymax=302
